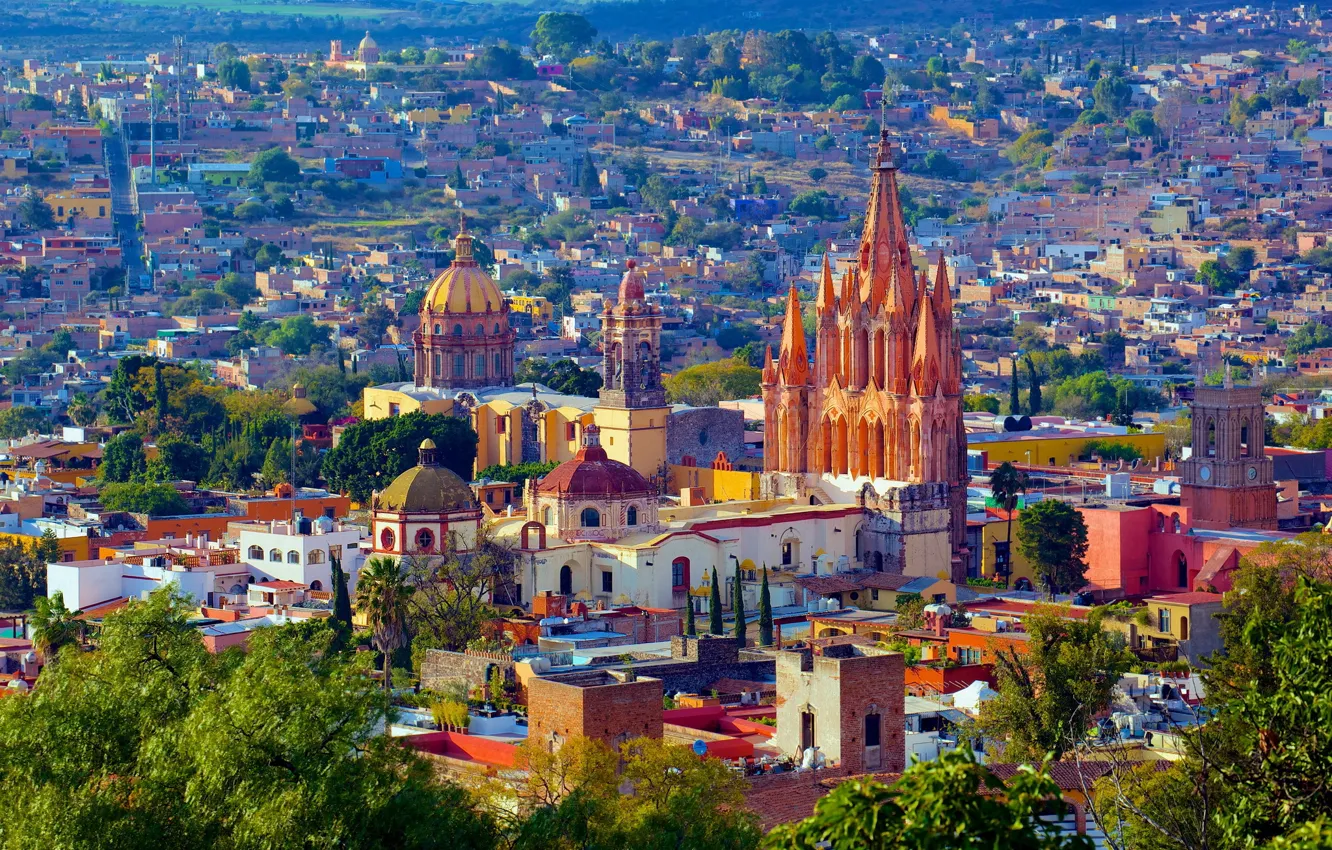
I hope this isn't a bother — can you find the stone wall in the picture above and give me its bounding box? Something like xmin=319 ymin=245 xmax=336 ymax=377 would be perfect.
xmin=419 ymin=648 xmax=515 ymax=696
xmin=667 ymin=407 xmax=745 ymax=467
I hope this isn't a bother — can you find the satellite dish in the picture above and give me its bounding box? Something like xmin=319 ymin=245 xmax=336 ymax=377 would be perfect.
xmin=691 ymin=739 xmax=708 ymax=757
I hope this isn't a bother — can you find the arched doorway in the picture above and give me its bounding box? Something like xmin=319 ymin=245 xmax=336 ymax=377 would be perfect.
xmin=559 ymin=565 xmax=573 ymax=596
xmin=1179 ymin=615 xmax=1189 ymax=640
xmin=1176 ymin=552 xmax=1188 ymax=589
xmin=864 ymin=712 xmax=882 ymax=770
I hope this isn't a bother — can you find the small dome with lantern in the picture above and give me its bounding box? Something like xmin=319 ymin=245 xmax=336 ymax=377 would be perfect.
xmin=371 ymin=439 xmax=484 ymax=557
xmin=527 ymin=425 xmax=659 ymax=543
xmin=376 ymin=439 xmax=474 ymax=513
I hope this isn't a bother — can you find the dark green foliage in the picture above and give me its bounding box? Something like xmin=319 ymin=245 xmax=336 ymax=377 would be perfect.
xmin=709 ymin=566 xmax=723 ymax=636
xmin=514 ymin=359 xmax=603 ymax=397
xmin=733 ymin=563 xmax=747 ymax=647
xmin=322 ymin=412 xmax=478 ymax=503
xmin=757 ymin=567 xmax=773 ymax=647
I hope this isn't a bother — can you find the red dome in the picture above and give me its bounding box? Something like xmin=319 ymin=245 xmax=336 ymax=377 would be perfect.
xmin=617 ymin=260 xmax=646 ymax=306
xmin=536 ymin=425 xmax=655 ymax=498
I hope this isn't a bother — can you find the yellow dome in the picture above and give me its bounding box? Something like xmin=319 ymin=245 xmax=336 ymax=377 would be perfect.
xmin=359 ymin=31 xmax=378 ymax=50
xmin=377 ymin=440 xmax=475 ymax=513
xmin=422 ymin=230 xmax=504 ymax=315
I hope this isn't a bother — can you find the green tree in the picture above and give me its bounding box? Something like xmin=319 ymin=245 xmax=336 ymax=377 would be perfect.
xmin=217 ymin=58 xmax=252 ymax=90
xmin=664 ymin=360 xmax=762 ymax=406
xmin=684 ymin=594 xmax=696 ymax=637
xmin=260 ymin=437 xmax=290 ymax=488
xmin=66 ymin=393 xmax=97 ymax=427
xmin=329 ymin=555 xmax=353 ymax=651
xmin=975 ymin=604 xmax=1131 ymax=762
xmin=1016 ymin=500 xmax=1089 ymax=598
xmin=27 ymin=591 xmax=82 ymax=664
xmin=963 ymin=394 xmax=1000 ymax=414
xmin=1286 ymin=320 xmax=1332 ymax=356
xmin=807 ymin=166 xmax=828 ymax=183
xmin=578 ymin=154 xmax=601 ymax=196
xmin=266 ymin=315 xmax=332 ymax=356
xmin=357 ymin=556 xmax=410 ymax=690
xmin=0 ymin=591 xmax=496 ymax=847
xmin=733 ymin=562 xmax=747 ymax=647
xmin=757 ymin=566 xmax=773 ymax=646
xmin=322 ymin=412 xmax=478 ymax=503
xmin=248 ymin=147 xmax=300 ymax=186
xmin=403 ymin=531 xmax=511 ymax=661
xmin=0 ymin=406 xmax=49 ymax=439
xmin=99 ymin=482 xmax=188 ymax=516
xmin=1196 ymin=258 xmax=1240 ymax=295
xmin=16 ymin=194 xmax=55 ymax=231
xmin=1026 ymin=355 xmax=1043 ymax=415
xmin=1125 ymin=109 xmax=1157 ymax=138
xmin=989 ymin=462 xmax=1028 ymax=581
xmin=709 ymin=566 xmax=723 ymax=636
xmin=768 ymin=746 xmax=1091 ymax=849
xmin=1092 ymin=74 xmax=1132 ymax=117
xmin=532 ymin=12 xmax=597 ymax=60
xmin=100 ymin=432 xmax=148 ymax=483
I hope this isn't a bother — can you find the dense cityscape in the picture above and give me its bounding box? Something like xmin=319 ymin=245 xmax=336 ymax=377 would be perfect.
xmin=0 ymin=3 xmax=1328 ymax=848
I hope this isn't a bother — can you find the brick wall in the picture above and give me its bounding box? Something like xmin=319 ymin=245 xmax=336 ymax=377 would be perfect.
xmin=527 ymin=670 xmax=664 ymax=749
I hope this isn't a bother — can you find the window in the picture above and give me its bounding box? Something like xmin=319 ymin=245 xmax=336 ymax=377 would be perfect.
xmin=542 ymin=506 xmax=553 ymax=525
xmin=269 ymin=549 xmax=282 ymax=562
xmin=433 ymin=323 xmax=441 ymax=334
xmin=864 ymin=713 xmax=880 ymax=747
xmin=494 ymin=323 xmax=501 ymax=334
xmin=475 ymin=354 xmax=485 ymax=376
xmin=566 ymin=423 xmax=577 ymax=441
xmin=330 ymin=544 xmax=342 ymax=561
xmin=308 ymin=549 xmax=325 ymax=564
xmin=498 ymin=418 xmax=507 ymax=434
xmin=580 ymin=508 xmax=601 ymax=527
xmin=671 ymin=558 xmax=686 ymax=589
xmin=309 ymin=580 xmax=322 ymax=591
xmin=781 ymin=542 xmax=794 ymax=566
xmin=287 ymin=550 xmax=300 ymax=564
xmin=433 ymin=353 xmax=441 ymax=374
xmin=248 ymin=545 xmax=263 ymax=559
xmin=416 ymin=528 xmax=435 ymax=551
xmin=627 ymin=506 xmax=638 ymax=526
xmin=380 ymin=528 xmax=396 ymax=550
xmin=1158 ymin=608 xmax=1171 ymax=633
xmin=453 ymin=355 xmax=464 ymax=377
xmin=871 ymin=588 xmax=879 ymax=601
xmin=476 ymin=323 xmax=485 ymax=336
xmin=494 ymin=353 xmax=502 ymax=374
xmin=958 ymin=647 xmax=983 ymax=665
xmin=453 ymin=324 xmax=463 ymax=336
xmin=601 ymin=571 xmax=613 ymax=593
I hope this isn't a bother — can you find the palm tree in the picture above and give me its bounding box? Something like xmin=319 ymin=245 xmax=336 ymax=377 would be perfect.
xmin=989 ymin=462 xmax=1029 ymax=585
xmin=29 ymin=592 xmax=83 ymax=664
xmin=356 ymin=557 xmax=410 ymax=690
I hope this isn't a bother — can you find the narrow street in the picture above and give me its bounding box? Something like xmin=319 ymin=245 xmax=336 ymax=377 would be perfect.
xmin=105 ymin=135 xmax=145 ymax=288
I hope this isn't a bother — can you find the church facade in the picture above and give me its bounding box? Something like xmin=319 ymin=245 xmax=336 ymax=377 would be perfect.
xmin=761 ymin=132 xmax=969 ymax=582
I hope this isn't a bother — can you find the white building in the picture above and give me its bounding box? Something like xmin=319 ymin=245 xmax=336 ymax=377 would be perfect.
xmin=234 ymin=514 xmax=367 ymax=593
xmin=48 ymin=550 xmax=251 ymax=611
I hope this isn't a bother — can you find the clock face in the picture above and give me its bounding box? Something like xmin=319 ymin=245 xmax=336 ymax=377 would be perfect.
xmin=1248 ymin=466 xmax=1258 ymax=481
xmin=1199 ymin=466 xmax=1212 ymax=482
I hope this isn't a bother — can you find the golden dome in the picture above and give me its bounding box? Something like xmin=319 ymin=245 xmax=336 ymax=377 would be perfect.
xmin=358 ymin=31 xmax=378 ymax=50
xmin=376 ymin=439 xmax=475 ymax=513
xmin=422 ymin=230 xmax=504 ymax=315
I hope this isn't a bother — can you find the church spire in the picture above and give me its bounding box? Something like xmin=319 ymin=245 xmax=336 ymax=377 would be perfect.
xmin=776 ymin=285 xmax=810 ymax=385
xmin=762 ymin=343 xmax=776 ymax=384
xmin=932 ymin=254 xmax=952 ymax=320
xmin=817 ymin=252 xmax=837 ymax=315
xmin=858 ymin=128 xmax=914 ymax=317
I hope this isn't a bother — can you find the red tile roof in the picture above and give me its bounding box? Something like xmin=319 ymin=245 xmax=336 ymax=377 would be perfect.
xmin=1148 ymin=591 xmax=1224 ymax=606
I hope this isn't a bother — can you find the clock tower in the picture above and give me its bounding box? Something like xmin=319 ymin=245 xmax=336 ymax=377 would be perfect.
xmin=1179 ymin=373 xmax=1276 ymax=531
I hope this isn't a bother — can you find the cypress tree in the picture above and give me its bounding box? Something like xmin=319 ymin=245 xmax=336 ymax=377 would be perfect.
xmin=329 ymin=555 xmax=353 ymax=651
xmin=684 ymin=595 xmax=696 ymax=636
xmin=709 ymin=566 xmax=723 ymax=636
xmin=1027 ymin=356 xmax=1043 ymax=415
xmin=1009 ymin=356 xmax=1020 ymax=415
xmin=336 ymin=351 xmax=346 ymax=374
xmin=154 ymin=362 xmax=169 ymax=421
xmin=758 ymin=566 xmax=773 ymax=647
xmin=733 ymin=563 xmax=747 ymax=648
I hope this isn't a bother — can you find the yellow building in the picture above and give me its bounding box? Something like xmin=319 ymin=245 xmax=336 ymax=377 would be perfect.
xmin=968 ymin=430 xmax=1165 ymax=469
xmin=507 ymin=294 xmax=554 ymax=323
xmin=976 ymin=517 xmax=1038 ymax=588
xmin=43 ymin=192 xmax=110 ymax=222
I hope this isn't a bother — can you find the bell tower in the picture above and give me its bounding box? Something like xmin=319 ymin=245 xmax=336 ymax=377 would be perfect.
xmin=1179 ymin=372 xmax=1276 ymax=531
xmin=594 ymin=261 xmax=669 ymax=482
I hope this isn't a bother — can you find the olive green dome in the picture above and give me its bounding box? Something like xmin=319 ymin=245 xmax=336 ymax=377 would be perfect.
xmin=377 ymin=439 xmax=474 ymax=513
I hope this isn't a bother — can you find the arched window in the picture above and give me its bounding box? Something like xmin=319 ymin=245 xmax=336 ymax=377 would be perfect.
xmin=308 ymin=549 xmax=325 ymax=564
xmin=380 ymin=527 xmax=396 ymax=550
xmin=248 ymin=545 xmax=263 ymax=559
xmin=1240 ymin=422 xmax=1250 ymax=457
xmin=1177 ymin=551 xmax=1189 ymax=588
xmin=269 ymin=548 xmax=282 ymax=562
xmin=671 ymin=557 xmax=689 ymax=589
xmin=452 ymin=324 xmax=463 ymax=336
xmin=626 ymin=506 xmax=638 ymax=526
xmin=580 ymin=507 xmax=601 ymax=528
xmin=542 ymin=506 xmax=553 ymax=525
xmin=1158 ymin=513 xmax=1165 ymax=532
xmin=416 ymin=528 xmax=435 ymax=551
xmin=309 ymin=580 xmax=322 ymax=592
xmin=1206 ymin=418 xmax=1216 ymax=457
xmin=559 ymin=565 xmax=573 ymax=595
xmin=433 ymin=323 xmax=441 ymax=334
xmin=1172 ymin=513 xmax=1181 ymax=533
xmin=287 ymin=550 xmax=300 ymax=564
xmin=476 ymin=323 xmax=485 ymax=336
